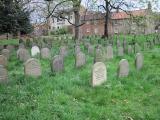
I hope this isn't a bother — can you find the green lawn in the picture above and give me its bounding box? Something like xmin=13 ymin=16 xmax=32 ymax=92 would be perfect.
xmin=0 ymin=35 xmax=160 ymax=120
xmin=0 ymin=39 xmax=19 ymax=45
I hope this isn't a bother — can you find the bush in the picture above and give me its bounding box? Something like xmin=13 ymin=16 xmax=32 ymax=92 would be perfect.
xmin=50 ymin=27 xmax=69 ymax=35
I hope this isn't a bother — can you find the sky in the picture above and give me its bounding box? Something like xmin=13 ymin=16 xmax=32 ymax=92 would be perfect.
xmin=81 ymin=0 xmax=160 ymax=12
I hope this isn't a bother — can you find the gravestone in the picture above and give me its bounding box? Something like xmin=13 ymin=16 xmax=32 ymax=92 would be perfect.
xmin=0 ymin=55 xmax=7 ymax=67
xmin=116 ymin=39 xmax=121 ymax=48
xmin=118 ymin=59 xmax=129 ymax=77
xmin=19 ymin=43 xmax=25 ymax=49
xmin=76 ymin=52 xmax=86 ymax=68
xmin=88 ymin=45 xmax=94 ymax=56
xmin=94 ymin=48 xmax=104 ymax=63
xmin=128 ymin=45 xmax=133 ymax=54
xmin=0 ymin=65 xmax=8 ymax=83
xmin=24 ymin=58 xmax=41 ymax=77
xmin=106 ymin=45 xmax=113 ymax=59
xmin=1 ymin=49 xmax=10 ymax=59
xmin=7 ymin=45 xmax=15 ymax=51
xmin=117 ymin=47 xmax=124 ymax=56
xmin=31 ymin=46 xmax=40 ymax=57
xmin=17 ymin=48 xmax=30 ymax=62
xmin=134 ymin=43 xmax=141 ymax=53
xmin=59 ymin=46 xmax=68 ymax=58
xmin=51 ymin=55 xmax=64 ymax=73
xmin=92 ymin=62 xmax=107 ymax=87
xmin=41 ymin=48 xmax=51 ymax=59
xmin=75 ymin=45 xmax=81 ymax=54
xmin=135 ymin=53 xmax=143 ymax=70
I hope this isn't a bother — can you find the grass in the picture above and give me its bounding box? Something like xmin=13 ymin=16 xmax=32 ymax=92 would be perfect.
xmin=0 ymin=35 xmax=160 ymax=120
xmin=0 ymin=39 xmax=19 ymax=45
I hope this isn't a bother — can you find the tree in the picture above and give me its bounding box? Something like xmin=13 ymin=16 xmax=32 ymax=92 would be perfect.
xmin=0 ymin=0 xmax=33 ymax=38
xmin=96 ymin=0 xmax=136 ymax=38
xmin=37 ymin=0 xmax=88 ymax=41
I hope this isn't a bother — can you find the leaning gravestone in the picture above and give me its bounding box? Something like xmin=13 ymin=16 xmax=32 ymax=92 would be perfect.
xmin=0 ymin=55 xmax=7 ymax=67
xmin=41 ymin=48 xmax=51 ymax=59
xmin=17 ymin=48 xmax=30 ymax=62
xmin=135 ymin=53 xmax=143 ymax=70
xmin=1 ymin=49 xmax=10 ymax=59
xmin=76 ymin=52 xmax=86 ymax=68
xmin=51 ymin=55 xmax=64 ymax=73
xmin=118 ymin=59 xmax=129 ymax=77
xmin=117 ymin=47 xmax=124 ymax=56
xmin=0 ymin=65 xmax=8 ymax=83
xmin=31 ymin=46 xmax=40 ymax=57
xmin=94 ymin=48 xmax=104 ymax=63
xmin=92 ymin=62 xmax=107 ymax=87
xmin=59 ymin=46 xmax=68 ymax=58
xmin=106 ymin=45 xmax=113 ymax=59
xmin=24 ymin=58 xmax=41 ymax=77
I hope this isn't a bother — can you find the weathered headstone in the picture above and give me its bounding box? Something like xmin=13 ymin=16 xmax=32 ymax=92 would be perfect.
xmin=0 ymin=55 xmax=7 ymax=67
xmin=24 ymin=58 xmax=41 ymax=77
xmin=116 ymin=39 xmax=121 ymax=48
xmin=0 ymin=65 xmax=8 ymax=83
xmin=92 ymin=62 xmax=107 ymax=87
xmin=31 ymin=46 xmax=40 ymax=57
xmin=128 ymin=45 xmax=133 ymax=54
xmin=106 ymin=45 xmax=113 ymax=59
xmin=118 ymin=59 xmax=129 ymax=77
xmin=94 ymin=48 xmax=104 ymax=63
xmin=1 ymin=49 xmax=10 ymax=59
xmin=75 ymin=45 xmax=81 ymax=54
xmin=135 ymin=53 xmax=143 ymax=70
xmin=51 ymin=55 xmax=64 ymax=73
xmin=17 ymin=48 xmax=30 ymax=62
xmin=76 ymin=52 xmax=86 ymax=68
xmin=19 ymin=43 xmax=25 ymax=49
xmin=41 ymin=48 xmax=51 ymax=59
xmin=59 ymin=46 xmax=68 ymax=58
xmin=117 ymin=47 xmax=124 ymax=56
xmin=88 ymin=45 xmax=94 ymax=56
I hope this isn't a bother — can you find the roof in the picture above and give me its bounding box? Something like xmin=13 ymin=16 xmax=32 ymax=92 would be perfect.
xmin=111 ymin=9 xmax=147 ymax=20
xmin=80 ymin=9 xmax=148 ymax=21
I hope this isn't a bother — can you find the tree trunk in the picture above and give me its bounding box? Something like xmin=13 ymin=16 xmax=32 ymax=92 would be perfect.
xmin=74 ymin=10 xmax=80 ymax=41
xmin=104 ymin=0 xmax=109 ymax=38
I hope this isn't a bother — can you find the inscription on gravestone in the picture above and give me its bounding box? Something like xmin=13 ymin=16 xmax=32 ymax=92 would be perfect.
xmin=92 ymin=62 xmax=107 ymax=87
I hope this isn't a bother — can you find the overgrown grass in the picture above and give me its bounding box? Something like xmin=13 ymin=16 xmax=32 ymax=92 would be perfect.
xmin=0 ymin=39 xmax=19 ymax=45
xmin=0 ymin=35 xmax=160 ymax=120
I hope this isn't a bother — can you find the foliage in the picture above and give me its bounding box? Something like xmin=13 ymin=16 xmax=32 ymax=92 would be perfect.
xmin=0 ymin=0 xmax=33 ymax=35
xmin=50 ymin=27 xmax=69 ymax=35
